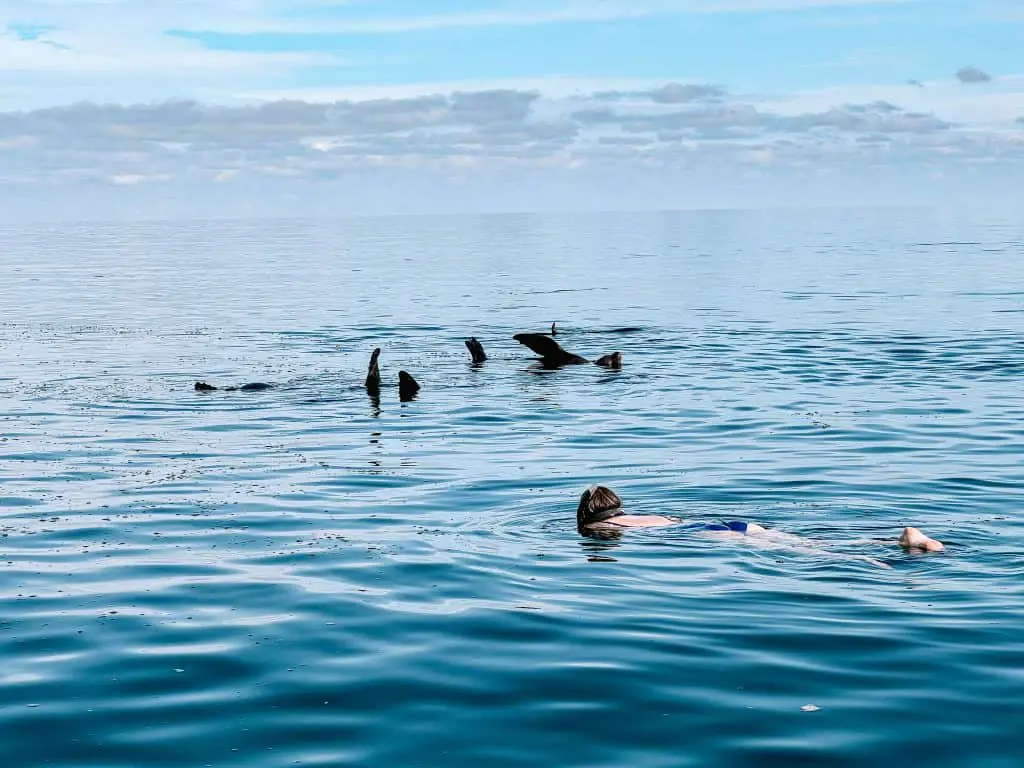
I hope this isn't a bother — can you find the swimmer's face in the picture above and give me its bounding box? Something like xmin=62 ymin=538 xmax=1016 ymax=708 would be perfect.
xmin=577 ymin=485 xmax=623 ymax=526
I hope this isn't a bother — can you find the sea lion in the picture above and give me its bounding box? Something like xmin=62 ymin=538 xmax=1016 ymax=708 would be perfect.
xmin=513 ymin=333 xmax=620 ymax=369
xmin=465 ymin=337 xmax=487 ymax=364
xmin=513 ymin=333 xmax=589 ymax=366
xmin=365 ymin=348 xmax=381 ymax=395
xmin=398 ymin=370 xmax=420 ymax=401
xmin=594 ymin=352 xmax=622 ymax=369
xmin=194 ymin=381 xmax=272 ymax=392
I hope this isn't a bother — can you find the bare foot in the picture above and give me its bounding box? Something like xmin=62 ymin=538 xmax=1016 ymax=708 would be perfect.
xmin=899 ymin=527 xmax=945 ymax=553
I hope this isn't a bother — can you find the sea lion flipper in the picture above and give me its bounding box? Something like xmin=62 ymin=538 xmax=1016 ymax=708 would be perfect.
xmin=365 ymin=347 xmax=381 ymax=393
xmin=594 ymin=352 xmax=622 ymax=369
xmin=398 ymin=370 xmax=420 ymax=401
xmin=465 ymin=337 xmax=487 ymax=364
xmin=514 ymin=333 xmax=589 ymax=366
xmin=513 ymin=333 xmax=569 ymax=360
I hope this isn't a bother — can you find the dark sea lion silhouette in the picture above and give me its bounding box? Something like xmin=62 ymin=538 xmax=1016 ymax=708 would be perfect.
xmin=513 ymin=333 xmax=621 ymax=369
xmin=398 ymin=370 xmax=420 ymax=401
xmin=365 ymin=348 xmax=381 ymax=395
xmin=465 ymin=337 xmax=487 ymax=364
xmin=513 ymin=333 xmax=588 ymax=365
xmin=194 ymin=381 xmax=272 ymax=392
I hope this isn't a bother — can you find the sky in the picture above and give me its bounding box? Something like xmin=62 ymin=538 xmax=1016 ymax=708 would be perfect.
xmin=2 ymin=0 xmax=1023 ymax=219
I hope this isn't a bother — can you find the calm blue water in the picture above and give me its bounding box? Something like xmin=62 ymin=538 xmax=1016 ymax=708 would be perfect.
xmin=1 ymin=209 xmax=1022 ymax=767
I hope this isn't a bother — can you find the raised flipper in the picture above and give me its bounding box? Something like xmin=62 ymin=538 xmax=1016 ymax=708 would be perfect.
xmin=513 ymin=333 xmax=589 ymax=366
xmin=195 ymin=381 xmax=218 ymax=392
xmin=398 ymin=370 xmax=420 ymax=401
xmin=465 ymin=337 xmax=487 ymax=364
xmin=594 ymin=352 xmax=622 ymax=370
xmin=365 ymin=348 xmax=381 ymax=394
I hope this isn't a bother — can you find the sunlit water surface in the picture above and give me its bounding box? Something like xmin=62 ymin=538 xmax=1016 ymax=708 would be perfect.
xmin=1 ymin=209 xmax=1022 ymax=767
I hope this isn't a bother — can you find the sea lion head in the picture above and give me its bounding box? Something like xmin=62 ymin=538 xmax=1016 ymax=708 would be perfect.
xmin=577 ymin=485 xmax=623 ymax=527
xmin=398 ymin=370 xmax=421 ymax=401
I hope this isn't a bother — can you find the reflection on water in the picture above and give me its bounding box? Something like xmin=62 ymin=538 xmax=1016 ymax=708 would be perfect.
xmin=1 ymin=209 xmax=1023 ymax=767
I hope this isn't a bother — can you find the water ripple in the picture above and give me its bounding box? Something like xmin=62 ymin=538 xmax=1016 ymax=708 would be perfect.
xmin=1 ymin=210 xmax=1022 ymax=766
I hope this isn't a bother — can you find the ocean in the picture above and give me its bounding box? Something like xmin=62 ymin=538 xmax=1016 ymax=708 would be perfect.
xmin=1 ymin=208 xmax=1022 ymax=766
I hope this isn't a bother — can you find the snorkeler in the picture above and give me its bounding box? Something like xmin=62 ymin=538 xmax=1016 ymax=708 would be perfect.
xmin=576 ymin=485 xmax=945 ymax=553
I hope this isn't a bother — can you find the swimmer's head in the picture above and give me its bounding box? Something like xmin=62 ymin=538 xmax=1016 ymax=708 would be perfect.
xmin=577 ymin=485 xmax=623 ymax=527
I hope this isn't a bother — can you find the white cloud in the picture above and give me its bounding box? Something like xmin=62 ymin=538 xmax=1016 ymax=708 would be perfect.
xmin=3 ymin=0 xmax=924 ymax=39
xmin=0 ymin=0 xmax=931 ymax=111
xmin=2 ymin=2 xmax=353 ymax=109
xmin=768 ymin=77 xmax=1024 ymax=126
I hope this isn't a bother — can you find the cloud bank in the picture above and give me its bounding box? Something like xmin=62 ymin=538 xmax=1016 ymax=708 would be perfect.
xmin=3 ymin=81 xmax=1021 ymax=186
xmin=1 ymin=77 xmax=1021 ymax=219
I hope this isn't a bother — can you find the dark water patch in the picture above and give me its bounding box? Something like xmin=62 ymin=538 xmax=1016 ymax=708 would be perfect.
xmin=912 ymin=241 xmax=982 ymax=246
xmin=2 ymin=451 xmax=77 ymax=461
xmin=522 ymin=287 xmax=608 ymax=295
xmin=0 ymin=496 xmax=41 ymax=507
